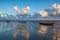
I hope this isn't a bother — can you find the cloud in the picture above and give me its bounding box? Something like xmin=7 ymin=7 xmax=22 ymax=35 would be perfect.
xmin=0 ymin=12 xmax=7 ymax=18
xmin=14 ymin=6 xmax=30 ymax=14
xmin=21 ymin=6 xmax=30 ymax=14
xmin=38 ymin=10 xmax=48 ymax=17
xmin=1 ymin=14 xmax=4 ymax=17
xmin=52 ymin=3 xmax=57 ymax=9
xmin=0 ymin=14 xmax=8 ymax=18
xmin=14 ymin=6 xmax=21 ymax=13
xmin=53 ymin=11 xmax=56 ymax=15
xmin=4 ymin=14 xmax=8 ymax=18
xmin=52 ymin=3 xmax=60 ymax=13
xmin=57 ymin=5 xmax=60 ymax=13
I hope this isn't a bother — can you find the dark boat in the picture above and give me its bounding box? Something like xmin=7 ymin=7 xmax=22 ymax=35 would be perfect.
xmin=7 ymin=21 xmax=9 ymax=23
xmin=21 ymin=21 xmax=26 ymax=23
xmin=39 ymin=23 xmax=54 ymax=26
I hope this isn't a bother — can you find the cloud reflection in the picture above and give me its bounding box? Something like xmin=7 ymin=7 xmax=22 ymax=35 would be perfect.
xmin=38 ymin=25 xmax=47 ymax=35
xmin=13 ymin=28 xmax=30 ymax=40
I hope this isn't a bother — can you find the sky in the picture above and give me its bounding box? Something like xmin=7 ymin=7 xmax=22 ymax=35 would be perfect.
xmin=0 ymin=0 xmax=59 ymax=15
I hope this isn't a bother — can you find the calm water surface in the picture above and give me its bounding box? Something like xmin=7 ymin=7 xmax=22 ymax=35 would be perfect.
xmin=0 ymin=21 xmax=60 ymax=40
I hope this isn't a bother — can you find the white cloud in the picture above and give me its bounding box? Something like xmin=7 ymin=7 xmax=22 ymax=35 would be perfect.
xmin=0 ymin=14 xmax=8 ymax=18
xmin=53 ymin=3 xmax=60 ymax=13
xmin=1 ymin=14 xmax=4 ymax=17
xmin=0 ymin=12 xmax=4 ymax=17
xmin=52 ymin=3 xmax=57 ymax=9
xmin=53 ymin=11 xmax=56 ymax=15
xmin=21 ymin=6 xmax=30 ymax=14
xmin=38 ymin=10 xmax=48 ymax=17
xmin=57 ymin=5 xmax=60 ymax=13
xmin=4 ymin=15 xmax=8 ymax=18
xmin=0 ymin=13 xmax=7 ymax=18
xmin=14 ymin=6 xmax=21 ymax=13
xmin=14 ymin=6 xmax=30 ymax=14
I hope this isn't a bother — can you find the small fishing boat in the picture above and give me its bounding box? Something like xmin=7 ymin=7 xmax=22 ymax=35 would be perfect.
xmin=21 ymin=21 xmax=26 ymax=23
xmin=39 ymin=23 xmax=54 ymax=26
xmin=7 ymin=21 xmax=9 ymax=23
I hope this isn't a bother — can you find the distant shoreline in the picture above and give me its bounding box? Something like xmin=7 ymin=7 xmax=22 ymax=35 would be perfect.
xmin=0 ymin=20 xmax=60 ymax=23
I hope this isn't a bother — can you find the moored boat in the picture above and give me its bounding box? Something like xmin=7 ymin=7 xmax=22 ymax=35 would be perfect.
xmin=39 ymin=23 xmax=54 ymax=26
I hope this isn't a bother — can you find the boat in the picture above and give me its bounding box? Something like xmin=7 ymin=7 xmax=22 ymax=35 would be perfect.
xmin=7 ymin=21 xmax=9 ymax=23
xmin=39 ymin=23 xmax=54 ymax=26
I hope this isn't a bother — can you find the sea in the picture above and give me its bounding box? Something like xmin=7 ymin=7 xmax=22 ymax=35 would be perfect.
xmin=0 ymin=20 xmax=60 ymax=40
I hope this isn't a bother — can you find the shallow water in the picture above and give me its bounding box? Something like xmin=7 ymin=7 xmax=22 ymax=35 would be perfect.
xmin=0 ymin=21 xmax=60 ymax=40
